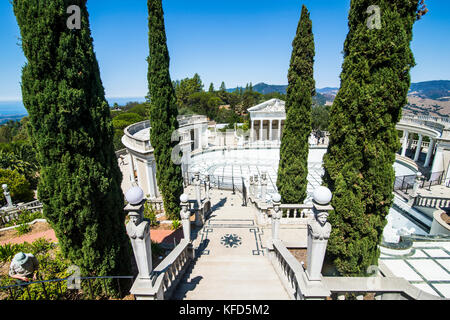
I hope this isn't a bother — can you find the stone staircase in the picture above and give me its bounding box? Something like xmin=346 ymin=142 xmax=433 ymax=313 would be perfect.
xmin=172 ymin=189 xmax=290 ymax=300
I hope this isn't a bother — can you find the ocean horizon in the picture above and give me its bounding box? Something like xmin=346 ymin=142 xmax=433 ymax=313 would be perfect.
xmin=0 ymin=96 xmax=145 ymax=120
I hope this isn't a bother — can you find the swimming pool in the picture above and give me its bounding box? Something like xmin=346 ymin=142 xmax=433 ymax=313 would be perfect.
xmin=185 ymin=147 xmax=418 ymax=203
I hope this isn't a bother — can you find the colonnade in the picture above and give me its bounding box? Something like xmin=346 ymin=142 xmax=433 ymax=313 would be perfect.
xmin=400 ymin=130 xmax=436 ymax=168
xmin=250 ymin=119 xmax=284 ymax=142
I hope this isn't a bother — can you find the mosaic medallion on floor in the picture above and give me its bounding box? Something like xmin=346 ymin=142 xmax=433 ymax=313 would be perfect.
xmin=221 ymin=234 xmax=242 ymax=248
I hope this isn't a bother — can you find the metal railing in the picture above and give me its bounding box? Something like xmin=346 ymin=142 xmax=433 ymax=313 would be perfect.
xmin=394 ymin=172 xmax=445 ymax=194
xmin=394 ymin=174 xmax=416 ymax=192
xmin=184 ymin=171 xmax=248 ymax=206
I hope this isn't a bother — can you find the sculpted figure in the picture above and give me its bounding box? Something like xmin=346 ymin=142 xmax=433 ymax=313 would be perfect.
xmin=308 ymin=211 xmax=331 ymax=241
xmin=126 ymin=211 xmax=150 ymax=240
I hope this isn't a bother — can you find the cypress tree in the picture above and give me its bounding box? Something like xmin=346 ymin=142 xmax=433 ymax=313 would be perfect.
xmin=13 ymin=0 xmax=131 ymax=288
xmin=209 ymin=83 xmax=215 ymax=93
xmin=147 ymin=0 xmax=183 ymax=220
xmin=277 ymin=5 xmax=315 ymax=204
xmin=220 ymin=82 xmax=227 ymax=92
xmin=322 ymin=0 xmax=425 ymax=276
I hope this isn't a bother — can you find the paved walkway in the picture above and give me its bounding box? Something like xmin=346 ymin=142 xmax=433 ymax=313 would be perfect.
xmin=173 ymin=189 xmax=290 ymax=300
xmin=0 ymin=224 xmax=181 ymax=247
xmin=417 ymin=185 xmax=450 ymax=199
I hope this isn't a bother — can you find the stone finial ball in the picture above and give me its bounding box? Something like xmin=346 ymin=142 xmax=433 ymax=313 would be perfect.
xmin=313 ymin=186 xmax=332 ymax=205
xmin=272 ymin=193 xmax=281 ymax=203
xmin=180 ymin=194 xmax=188 ymax=203
xmin=2 ymin=184 xmax=7 ymax=190
xmin=125 ymin=186 xmax=144 ymax=205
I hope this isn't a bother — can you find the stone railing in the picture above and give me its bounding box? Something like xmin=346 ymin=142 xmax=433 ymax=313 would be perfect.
xmin=265 ymin=187 xmax=446 ymax=300
xmin=323 ymin=275 xmax=442 ymax=300
xmin=249 ymin=197 xmax=314 ymax=226
xmin=148 ymin=199 xmax=164 ymax=213
xmin=0 ymin=200 xmax=43 ymax=226
xmin=279 ymin=204 xmax=314 ymax=224
xmin=143 ymin=239 xmax=194 ymax=300
xmin=402 ymin=115 xmax=450 ymax=126
xmin=178 ymin=115 xmax=208 ymax=127
xmin=413 ymin=195 xmax=450 ymax=210
xmin=395 ymin=154 xmax=419 ymax=172
xmin=115 ymin=148 xmax=128 ymax=157
xmin=122 ymin=121 xmax=153 ymax=153
xmin=270 ymin=239 xmax=323 ymax=300
xmin=269 ymin=239 xmax=445 ymax=300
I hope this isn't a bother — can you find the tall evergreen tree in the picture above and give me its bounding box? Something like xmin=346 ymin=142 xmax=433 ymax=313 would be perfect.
xmin=322 ymin=0 xmax=426 ymax=276
xmin=277 ymin=5 xmax=315 ymax=204
xmin=208 ymin=83 xmax=215 ymax=93
xmin=13 ymin=0 xmax=131 ymax=288
xmin=219 ymin=82 xmax=227 ymax=92
xmin=147 ymin=0 xmax=183 ymax=219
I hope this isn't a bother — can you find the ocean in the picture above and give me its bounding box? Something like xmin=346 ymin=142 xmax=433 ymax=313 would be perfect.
xmin=0 ymin=97 xmax=145 ymax=124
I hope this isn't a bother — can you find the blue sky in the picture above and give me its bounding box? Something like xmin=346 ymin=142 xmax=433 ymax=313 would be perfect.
xmin=0 ymin=0 xmax=449 ymax=101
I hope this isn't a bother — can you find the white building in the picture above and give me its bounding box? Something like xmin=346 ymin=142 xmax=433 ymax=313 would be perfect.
xmin=118 ymin=101 xmax=450 ymax=200
xmin=120 ymin=115 xmax=209 ymax=199
xmin=248 ymin=98 xmax=286 ymax=143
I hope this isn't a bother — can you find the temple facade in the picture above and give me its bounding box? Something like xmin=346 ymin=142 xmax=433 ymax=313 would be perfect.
xmin=248 ymin=99 xmax=286 ymax=143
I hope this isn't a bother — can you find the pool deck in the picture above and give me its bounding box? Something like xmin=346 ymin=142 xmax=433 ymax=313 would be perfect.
xmin=380 ymin=241 xmax=450 ymax=298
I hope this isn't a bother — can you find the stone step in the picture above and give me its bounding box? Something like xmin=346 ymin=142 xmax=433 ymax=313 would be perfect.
xmin=174 ymin=282 xmax=289 ymax=300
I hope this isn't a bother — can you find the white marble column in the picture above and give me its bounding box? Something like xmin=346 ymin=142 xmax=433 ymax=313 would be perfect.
xmin=424 ymin=138 xmax=436 ymax=168
xmin=146 ymin=160 xmax=157 ymax=199
xmin=194 ymin=173 xmax=203 ymax=227
xmin=130 ymin=154 xmax=136 ymax=184
xmin=251 ymin=120 xmax=255 ymax=142
xmin=269 ymin=120 xmax=273 ymax=141
xmin=260 ymin=120 xmax=264 ymax=141
xmin=414 ymin=134 xmax=423 ymax=162
xmin=271 ymin=194 xmax=282 ymax=240
xmin=180 ymin=194 xmax=190 ymax=241
xmin=198 ymin=127 xmax=203 ymax=150
xmin=278 ymin=120 xmax=282 ymax=142
xmin=431 ymin=144 xmax=444 ymax=177
xmin=307 ymin=187 xmax=333 ymax=282
xmin=125 ymin=188 xmax=152 ymax=280
xmin=401 ymin=131 xmax=409 ymax=157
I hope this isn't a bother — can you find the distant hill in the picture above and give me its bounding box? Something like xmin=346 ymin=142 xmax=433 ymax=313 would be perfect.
xmin=227 ymin=82 xmax=334 ymax=105
xmin=252 ymin=83 xmax=287 ymax=95
xmin=316 ymin=87 xmax=339 ymax=95
xmin=409 ymin=80 xmax=450 ymax=101
xmin=227 ymin=83 xmax=287 ymax=94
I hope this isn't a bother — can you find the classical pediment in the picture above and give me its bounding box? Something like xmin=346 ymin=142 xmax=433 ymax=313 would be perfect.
xmin=247 ymin=99 xmax=286 ymax=113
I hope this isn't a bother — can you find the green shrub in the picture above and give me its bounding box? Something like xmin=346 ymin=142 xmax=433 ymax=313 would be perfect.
xmin=4 ymin=209 xmax=43 ymax=228
xmin=30 ymin=238 xmax=55 ymax=255
xmin=0 ymin=169 xmax=34 ymax=206
xmin=16 ymin=223 xmax=31 ymax=236
xmin=0 ymin=244 xmax=17 ymax=263
xmin=171 ymin=219 xmax=181 ymax=230
xmin=0 ymin=238 xmax=55 ymax=263
xmin=144 ymin=202 xmax=159 ymax=227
